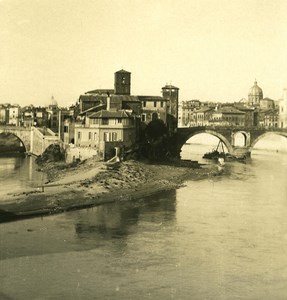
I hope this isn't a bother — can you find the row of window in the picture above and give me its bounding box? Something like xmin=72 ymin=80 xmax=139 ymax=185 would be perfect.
xmin=89 ymin=118 xmax=133 ymax=125
xmin=143 ymin=101 xmax=165 ymax=108
xmin=77 ymin=131 xmax=118 ymax=142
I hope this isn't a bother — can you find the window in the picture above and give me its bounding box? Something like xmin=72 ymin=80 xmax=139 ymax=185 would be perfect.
xmin=64 ymin=126 xmax=68 ymax=133
xmin=89 ymin=132 xmax=92 ymax=140
xmin=101 ymin=118 xmax=108 ymax=125
xmin=104 ymin=132 xmax=117 ymax=141
xmin=154 ymin=101 xmax=157 ymax=108
xmin=141 ymin=114 xmax=146 ymax=122
xmin=112 ymin=132 xmax=117 ymax=141
xmin=77 ymin=131 xmax=81 ymax=140
xmin=143 ymin=101 xmax=146 ymax=107
xmin=117 ymin=118 xmax=122 ymax=124
xmin=94 ymin=132 xmax=97 ymax=140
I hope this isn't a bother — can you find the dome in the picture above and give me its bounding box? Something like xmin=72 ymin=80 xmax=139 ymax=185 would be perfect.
xmin=50 ymin=96 xmax=58 ymax=107
xmin=249 ymin=81 xmax=263 ymax=97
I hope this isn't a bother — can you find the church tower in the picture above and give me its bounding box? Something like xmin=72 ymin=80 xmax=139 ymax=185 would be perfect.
xmin=114 ymin=69 xmax=131 ymax=95
xmin=162 ymin=84 xmax=179 ymax=133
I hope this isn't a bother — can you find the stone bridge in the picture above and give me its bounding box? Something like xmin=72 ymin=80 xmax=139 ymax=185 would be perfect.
xmin=0 ymin=126 xmax=60 ymax=156
xmin=176 ymin=126 xmax=287 ymax=158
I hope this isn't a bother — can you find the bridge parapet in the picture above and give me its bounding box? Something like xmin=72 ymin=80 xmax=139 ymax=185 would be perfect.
xmin=31 ymin=127 xmax=60 ymax=156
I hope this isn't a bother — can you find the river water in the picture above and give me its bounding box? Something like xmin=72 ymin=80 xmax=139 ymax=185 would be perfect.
xmin=1 ymin=144 xmax=287 ymax=299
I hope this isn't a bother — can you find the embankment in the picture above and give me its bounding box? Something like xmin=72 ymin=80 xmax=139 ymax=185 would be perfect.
xmin=0 ymin=158 xmax=221 ymax=222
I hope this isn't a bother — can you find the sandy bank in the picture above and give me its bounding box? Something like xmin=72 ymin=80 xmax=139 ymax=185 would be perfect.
xmin=0 ymin=159 xmax=221 ymax=222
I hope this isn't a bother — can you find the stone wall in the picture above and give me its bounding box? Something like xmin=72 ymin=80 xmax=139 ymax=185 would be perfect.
xmin=65 ymin=145 xmax=101 ymax=163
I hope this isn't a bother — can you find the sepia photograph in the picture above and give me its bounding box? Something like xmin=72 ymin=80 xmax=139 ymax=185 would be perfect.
xmin=1 ymin=0 xmax=287 ymax=299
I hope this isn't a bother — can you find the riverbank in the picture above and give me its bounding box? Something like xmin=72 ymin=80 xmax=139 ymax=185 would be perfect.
xmin=0 ymin=158 xmax=222 ymax=222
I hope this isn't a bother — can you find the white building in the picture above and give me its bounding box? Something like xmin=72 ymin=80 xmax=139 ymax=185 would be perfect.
xmin=279 ymin=88 xmax=287 ymax=128
xmin=8 ymin=105 xmax=20 ymax=126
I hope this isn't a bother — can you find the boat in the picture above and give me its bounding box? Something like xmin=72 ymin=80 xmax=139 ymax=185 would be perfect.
xmin=203 ymin=141 xmax=245 ymax=162
xmin=202 ymin=140 xmax=227 ymax=160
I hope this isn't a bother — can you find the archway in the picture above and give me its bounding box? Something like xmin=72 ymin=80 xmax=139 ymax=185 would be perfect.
xmin=233 ymin=131 xmax=248 ymax=147
xmin=0 ymin=132 xmax=27 ymax=153
xmin=250 ymin=132 xmax=287 ymax=154
xmin=180 ymin=131 xmax=231 ymax=162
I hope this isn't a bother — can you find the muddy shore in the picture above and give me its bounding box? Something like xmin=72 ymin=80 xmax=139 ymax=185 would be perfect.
xmin=0 ymin=158 xmax=221 ymax=222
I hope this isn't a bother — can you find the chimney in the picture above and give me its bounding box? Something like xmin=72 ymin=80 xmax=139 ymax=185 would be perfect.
xmin=106 ymin=95 xmax=110 ymax=111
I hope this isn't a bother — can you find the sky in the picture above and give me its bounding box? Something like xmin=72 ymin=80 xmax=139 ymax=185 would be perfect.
xmin=1 ymin=0 xmax=287 ymax=107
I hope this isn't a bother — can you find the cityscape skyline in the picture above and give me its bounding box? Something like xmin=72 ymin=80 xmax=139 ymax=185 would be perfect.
xmin=1 ymin=0 xmax=287 ymax=106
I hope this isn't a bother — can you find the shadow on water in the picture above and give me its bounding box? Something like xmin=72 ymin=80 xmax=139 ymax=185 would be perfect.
xmin=73 ymin=189 xmax=177 ymax=242
xmin=0 ymin=189 xmax=177 ymax=260
xmin=0 ymin=209 xmax=20 ymax=223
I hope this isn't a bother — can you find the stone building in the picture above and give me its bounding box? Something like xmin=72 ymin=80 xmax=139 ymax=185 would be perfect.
xmin=138 ymin=96 xmax=168 ymax=125
xmin=162 ymin=84 xmax=179 ymax=133
xmin=114 ymin=69 xmax=131 ymax=95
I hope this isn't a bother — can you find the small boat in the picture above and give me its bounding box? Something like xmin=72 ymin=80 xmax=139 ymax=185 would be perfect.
xmin=203 ymin=140 xmax=226 ymax=160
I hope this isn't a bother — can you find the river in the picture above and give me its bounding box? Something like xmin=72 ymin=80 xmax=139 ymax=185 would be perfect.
xmin=0 ymin=143 xmax=287 ymax=299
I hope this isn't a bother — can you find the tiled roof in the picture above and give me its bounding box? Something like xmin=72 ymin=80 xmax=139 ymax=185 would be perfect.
xmin=85 ymin=89 xmax=114 ymax=95
xmin=80 ymin=104 xmax=105 ymax=115
xmin=89 ymin=110 xmax=134 ymax=119
xmin=137 ymin=96 xmax=167 ymax=101
xmin=220 ymin=106 xmax=245 ymax=114
xmin=194 ymin=107 xmax=214 ymax=113
xmin=110 ymin=95 xmax=140 ymax=102
xmin=79 ymin=94 xmax=107 ymax=102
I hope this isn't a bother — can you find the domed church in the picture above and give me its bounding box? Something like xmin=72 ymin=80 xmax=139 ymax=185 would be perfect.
xmin=248 ymin=80 xmax=263 ymax=106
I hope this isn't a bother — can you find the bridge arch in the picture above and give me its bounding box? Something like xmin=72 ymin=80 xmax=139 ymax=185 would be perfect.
xmin=232 ymin=131 xmax=249 ymax=147
xmin=0 ymin=131 xmax=29 ymax=153
xmin=6 ymin=133 xmax=27 ymax=152
xmin=250 ymin=131 xmax=287 ymax=151
xmin=178 ymin=129 xmax=233 ymax=154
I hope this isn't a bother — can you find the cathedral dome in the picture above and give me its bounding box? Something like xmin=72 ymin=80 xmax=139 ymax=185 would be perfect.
xmin=249 ymin=81 xmax=263 ymax=97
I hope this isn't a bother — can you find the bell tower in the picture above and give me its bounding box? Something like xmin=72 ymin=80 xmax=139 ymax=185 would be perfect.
xmin=114 ymin=69 xmax=131 ymax=95
xmin=162 ymin=84 xmax=179 ymax=133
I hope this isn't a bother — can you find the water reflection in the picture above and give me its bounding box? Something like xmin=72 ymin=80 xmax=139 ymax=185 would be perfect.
xmin=73 ymin=190 xmax=177 ymax=243
xmin=0 ymin=156 xmax=46 ymax=197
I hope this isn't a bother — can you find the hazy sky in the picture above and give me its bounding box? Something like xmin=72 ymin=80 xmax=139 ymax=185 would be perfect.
xmin=1 ymin=0 xmax=287 ymax=107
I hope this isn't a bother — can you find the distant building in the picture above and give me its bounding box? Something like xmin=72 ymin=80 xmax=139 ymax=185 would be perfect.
xmin=260 ymin=97 xmax=275 ymax=110
xmin=8 ymin=105 xmax=20 ymax=126
xmin=46 ymin=97 xmax=60 ymax=133
xmin=191 ymin=107 xmax=214 ymax=126
xmin=0 ymin=105 xmax=9 ymax=124
xmin=248 ymin=81 xmax=263 ymax=107
xmin=178 ymin=100 xmax=201 ymax=126
xmin=234 ymin=104 xmax=258 ymax=127
xmin=279 ymin=88 xmax=287 ymax=128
